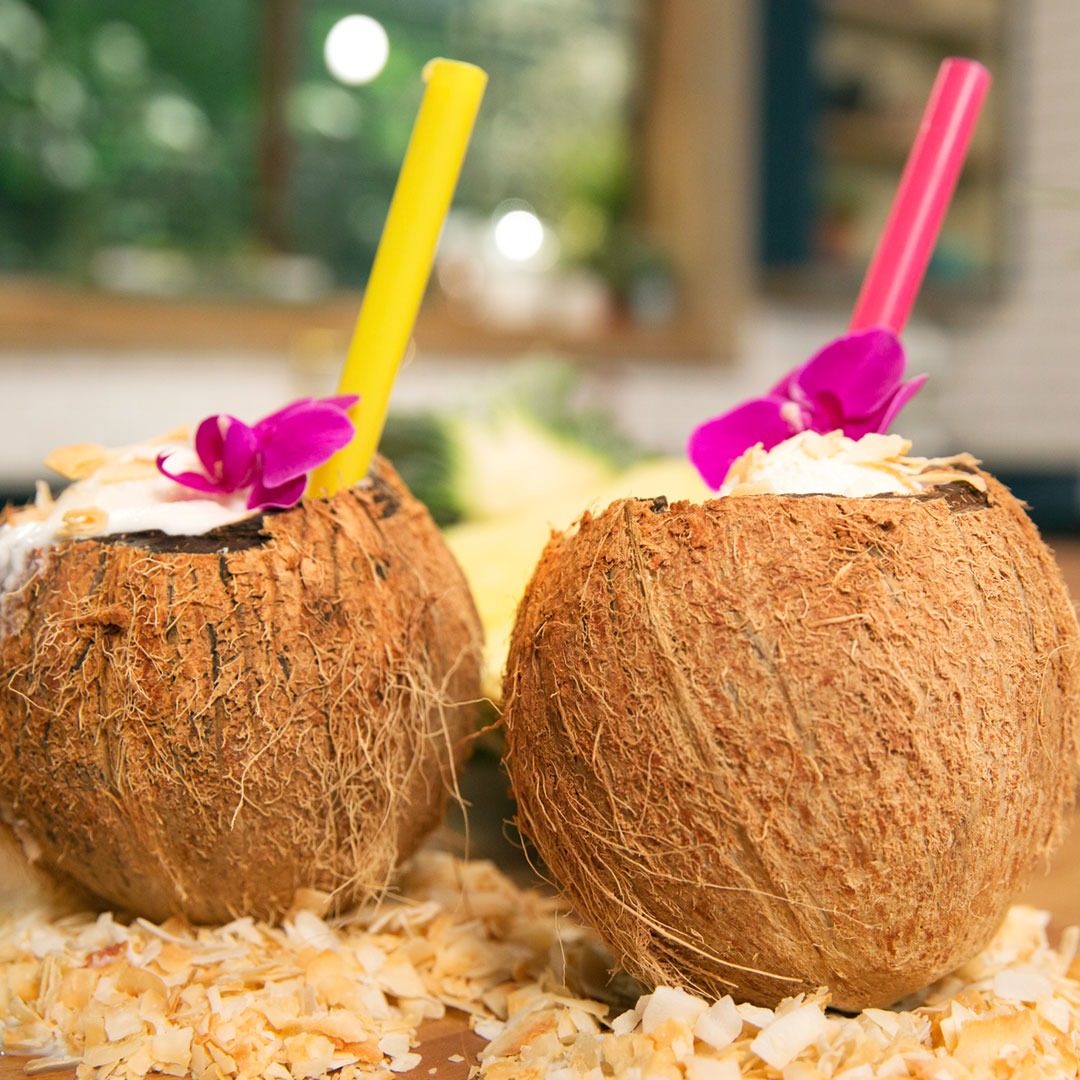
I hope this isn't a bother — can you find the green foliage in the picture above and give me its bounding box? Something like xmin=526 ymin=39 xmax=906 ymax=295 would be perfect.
xmin=0 ymin=0 xmax=641 ymax=294
xmin=0 ymin=0 xmax=257 ymax=277
xmin=379 ymin=411 xmax=464 ymax=527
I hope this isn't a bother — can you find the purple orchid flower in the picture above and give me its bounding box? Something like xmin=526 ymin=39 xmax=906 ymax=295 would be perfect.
xmin=157 ymin=395 xmax=360 ymax=510
xmin=687 ymin=327 xmax=927 ymax=490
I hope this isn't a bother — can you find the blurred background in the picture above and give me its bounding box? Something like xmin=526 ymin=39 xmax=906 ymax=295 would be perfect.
xmin=0 ymin=0 xmax=1076 ymax=529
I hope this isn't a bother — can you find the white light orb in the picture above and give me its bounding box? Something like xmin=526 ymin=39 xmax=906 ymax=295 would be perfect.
xmin=143 ymin=94 xmax=209 ymax=153
xmin=493 ymin=209 xmax=546 ymax=263
xmin=324 ymin=15 xmax=390 ymax=86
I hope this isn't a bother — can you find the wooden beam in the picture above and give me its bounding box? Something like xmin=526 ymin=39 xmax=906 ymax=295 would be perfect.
xmin=257 ymin=0 xmax=298 ymax=252
xmin=636 ymin=0 xmax=757 ymax=363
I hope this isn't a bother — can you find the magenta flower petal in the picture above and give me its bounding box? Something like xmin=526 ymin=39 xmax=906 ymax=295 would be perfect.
xmin=769 ymin=368 xmax=805 ymax=403
xmin=193 ymin=414 xmax=257 ymax=490
xmin=795 ymin=327 xmax=906 ymax=421
xmin=324 ymin=394 xmax=360 ymax=414
xmin=266 ymin=394 xmax=357 ymax=421
xmin=156 ymin=452 xmax=228 ymax=495
xmin=865 ymin=373 xmax=928 ymax=436
xmin=158 ymin=395 xmax=361 ymax=510
xmin=247 ymin=473 xmax=308 ymax=510
xmin=255 ymin=396 xmax=358 ymax=488
xmin=687 ymin=327 xmax=927 ymax=488
xmin=219 ymin=419 xmax=259 ymax=491
xmin=194 ymin=416 xmax=226 ymax=478
xmin=256 ymin=394 xmax=358 ymax=429
xmin=688 ymin=397 xmax=795 ymax=490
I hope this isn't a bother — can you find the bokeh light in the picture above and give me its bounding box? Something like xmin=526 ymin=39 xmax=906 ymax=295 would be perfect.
xmin=90 ymin=22 xmax=148 ymax=86
xmin=493 ymin=208 xmax=545 ymax=262
xmin=324 ymin=15 xmax=389 ymax=86
xmin=143 ymin=94 xmax=209 ymax=153
xmin=288 ymin=82 xmax=363 ymax=139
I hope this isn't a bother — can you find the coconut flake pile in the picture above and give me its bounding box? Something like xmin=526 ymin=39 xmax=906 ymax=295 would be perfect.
xmin=720 ymin=431 xmax=987 ymax=499
xmin=3 ymin=852 xmax=1080 ymax=1080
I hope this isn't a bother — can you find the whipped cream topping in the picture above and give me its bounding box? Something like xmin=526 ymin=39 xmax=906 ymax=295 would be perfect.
xmin=0 ymin=439 xmax=254 ymax=593
xmin=720 ymin=431 xmax=984 ymax=499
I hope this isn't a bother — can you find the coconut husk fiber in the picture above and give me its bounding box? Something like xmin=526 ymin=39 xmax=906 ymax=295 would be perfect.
xmin=0 ymin=455 xmax=483 ymax=924
xmin=502 ymin=471 xmax=1080 ymax=1012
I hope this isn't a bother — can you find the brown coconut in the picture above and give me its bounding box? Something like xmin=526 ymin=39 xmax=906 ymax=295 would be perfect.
xmin=0 ymin=454 xmax=483 ymax=924
xmin=502 ymin=471 xmax=1080 ymax=1011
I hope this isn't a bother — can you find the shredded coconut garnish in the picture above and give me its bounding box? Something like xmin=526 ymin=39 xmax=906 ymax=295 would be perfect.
xmin=720 ymin=431 xmax=987 ymax=500
xmin=2 ymin=852 xmax=1079 ymax=1079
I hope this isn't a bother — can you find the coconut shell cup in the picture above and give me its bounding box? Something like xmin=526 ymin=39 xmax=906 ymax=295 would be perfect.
xmin=0 ymin=455 xmax=483 ymax=924
xmin=502 ymin=470 xmax=1080 ymax=1012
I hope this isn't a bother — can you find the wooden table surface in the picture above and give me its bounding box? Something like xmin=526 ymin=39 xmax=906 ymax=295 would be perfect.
xmin=4 ymin=536 xmax=1080 ymax=1079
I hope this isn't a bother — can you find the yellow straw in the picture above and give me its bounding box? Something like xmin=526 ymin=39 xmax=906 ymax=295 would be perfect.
xmin=309 ymin=58 xmax=487 ymax=497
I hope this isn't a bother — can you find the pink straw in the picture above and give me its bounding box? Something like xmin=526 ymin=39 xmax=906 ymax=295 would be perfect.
xmin=849 ymin=58 xmax=990 ymax=333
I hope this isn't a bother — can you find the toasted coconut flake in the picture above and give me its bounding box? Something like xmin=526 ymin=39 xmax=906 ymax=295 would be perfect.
xmin=747 ymin=1000 xmax=827 ymax=1069
xmin=41 ymin=431 xmax=188 ymax=487
xmin=55 ymin=506 xmax=108 ymax=539
xmin=3 ymin=482 xmax=57 ymax=529
xmin=722 ymin=432 xmax=987 ymax=499
xmin=3 ymin=855 xmax=1080 ymax=1079
xmin=43 ymin=443 xmax=112 ymax=481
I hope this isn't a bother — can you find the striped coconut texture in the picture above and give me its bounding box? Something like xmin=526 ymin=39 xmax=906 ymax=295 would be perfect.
xmin=503 ymin=470 xmax=1080 ymax=1012
xmin=0 ymin=455 xmax=483 ymax=924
